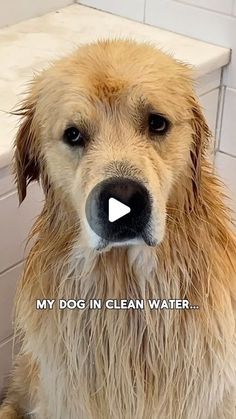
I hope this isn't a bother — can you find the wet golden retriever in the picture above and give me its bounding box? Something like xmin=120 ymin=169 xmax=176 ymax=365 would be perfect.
xmin=0 ymin=39 xmax=236 ymax=419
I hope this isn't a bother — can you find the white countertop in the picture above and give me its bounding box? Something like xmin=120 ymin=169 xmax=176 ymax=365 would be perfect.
xmin=0 ymin=4 xmax=230 ymax=169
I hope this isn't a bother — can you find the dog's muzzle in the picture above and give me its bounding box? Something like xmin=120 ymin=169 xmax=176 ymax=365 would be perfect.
xmin=85 ymin=177 xmax=152 ymax=246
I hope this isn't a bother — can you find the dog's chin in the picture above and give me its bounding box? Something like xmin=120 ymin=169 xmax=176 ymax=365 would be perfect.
xmin=82 ymin=217 xmax=164 ymax=252
xmin=94 ymin=234 xmax=159 ymax=253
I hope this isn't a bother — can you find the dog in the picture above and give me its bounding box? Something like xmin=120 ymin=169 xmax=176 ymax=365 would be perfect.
xmin=0 ymin=39 xmax=235 ymax=419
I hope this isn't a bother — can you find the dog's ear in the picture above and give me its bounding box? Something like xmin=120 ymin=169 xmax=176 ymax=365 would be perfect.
xmin=189 ymin=95 xmax=211 ymax=197
xmin=14 ymin=96 xmax=40 ymax=204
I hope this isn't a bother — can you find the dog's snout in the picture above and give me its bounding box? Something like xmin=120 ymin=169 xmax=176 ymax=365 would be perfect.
xmin=85 ymin=177 xmax=152 ymax=244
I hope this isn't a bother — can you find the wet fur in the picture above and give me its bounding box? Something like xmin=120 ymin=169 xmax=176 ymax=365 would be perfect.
xmin=0 ymin=40 xmax=236 ymax=419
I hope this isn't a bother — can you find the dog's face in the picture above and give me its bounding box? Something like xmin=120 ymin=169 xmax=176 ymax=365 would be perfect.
xmin=15 ymin=40 xmax=209 ymax=251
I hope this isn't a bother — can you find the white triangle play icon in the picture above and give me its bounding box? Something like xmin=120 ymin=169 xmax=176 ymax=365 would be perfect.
xmin=108 ymin=197 xmax=131 ymax=222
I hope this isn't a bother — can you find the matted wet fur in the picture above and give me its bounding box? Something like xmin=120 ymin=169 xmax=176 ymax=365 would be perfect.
xmin=0 ymin=39 xmax=236 ymax=419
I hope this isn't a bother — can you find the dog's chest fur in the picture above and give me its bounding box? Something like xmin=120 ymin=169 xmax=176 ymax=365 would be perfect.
xmin=23 ymin=245 xmax=236 ymax=419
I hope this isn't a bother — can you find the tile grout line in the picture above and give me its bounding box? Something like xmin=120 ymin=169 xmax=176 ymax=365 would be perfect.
xmin=215 ymin=68 xmax=226 ymax=153
xmin=217 ymin=149 xmax=236 ymax=159
xmin=143 ymin=0 xmax=147 ymax=22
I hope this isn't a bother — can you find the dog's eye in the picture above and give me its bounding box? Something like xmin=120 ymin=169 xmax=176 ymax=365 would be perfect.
xmin=63 ymin=127 xmax=85 ymax=146
xmin=148 ymin=114 xmax=169 ymax=135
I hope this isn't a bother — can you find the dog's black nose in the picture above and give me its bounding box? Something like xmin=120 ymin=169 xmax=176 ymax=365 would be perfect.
xmin=85 ymin=178 xmax=151 ymax=243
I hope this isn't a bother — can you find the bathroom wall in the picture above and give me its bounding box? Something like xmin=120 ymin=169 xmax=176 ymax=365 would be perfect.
xmin=0 ymin=0 xmax=73 ymax=28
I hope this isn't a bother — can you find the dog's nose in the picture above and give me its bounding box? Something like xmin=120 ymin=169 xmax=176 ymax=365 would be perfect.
xmin=85 ymin=178 xmax=151 ymax=243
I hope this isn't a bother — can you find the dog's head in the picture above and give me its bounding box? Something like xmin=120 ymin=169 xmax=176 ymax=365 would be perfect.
xmin=14 ymin=40 xmax=210 ymax=251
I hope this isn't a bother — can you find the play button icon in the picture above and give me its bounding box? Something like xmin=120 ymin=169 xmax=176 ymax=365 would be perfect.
xmin=108 ymin=198 xmax=131 ymax=222
xmin=85 ymin=177 xmax=151 ymax=243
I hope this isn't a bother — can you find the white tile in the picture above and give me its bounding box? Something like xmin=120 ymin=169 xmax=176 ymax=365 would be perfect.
xmin=176 ymin=0 xmax=234 ymax=15
xmin=196 ymin=69 xmax=221 ymax=96
xmin=233 ymin=0 xmax=236 ymax=16
xmin=0 ymin=183 xmax=43 ymax=273
xmin=78 ymin=0 xmax=145 ymax=22
xmin=0 ymin=149 xmax=12 ymax=172
xmin=215 ymin=151 xmax=236 ymax=216
xmin=0 ymin=263 xmax=23 ymax=342
xmin=219 ymin=87 xmax=236 ymax=157
xmin=0 ymin=0 xmax=73 ymax=28
xmin=0 ymin=337 xmax=13 ymax=395
xmin=145 ymin=0 xmax=236 ymax=88
xmin=199 ymin=89 xmax=219 ymax=133
xmin=0 ymin=165 xmax=15 ymax=197
xmin=0 ymin=336 xmax=18 ymax=396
